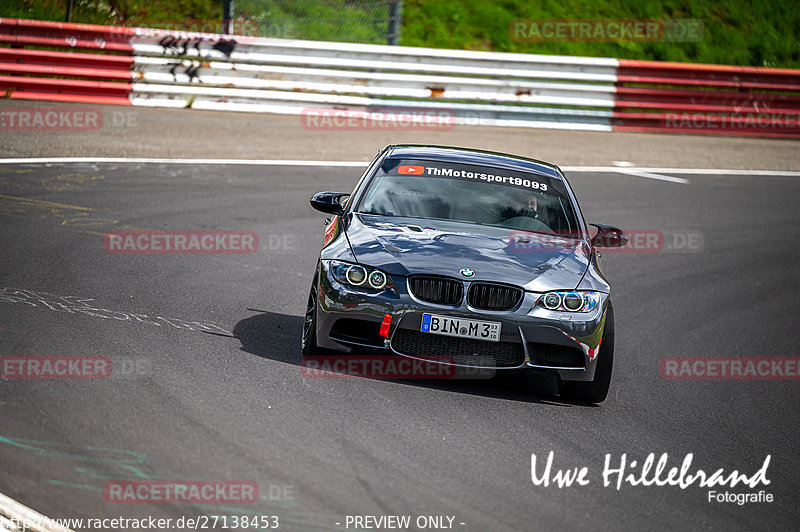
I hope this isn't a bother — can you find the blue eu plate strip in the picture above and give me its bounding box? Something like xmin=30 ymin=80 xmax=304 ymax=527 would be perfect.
xmin=421 ymin=313 xmax=432 ymax=332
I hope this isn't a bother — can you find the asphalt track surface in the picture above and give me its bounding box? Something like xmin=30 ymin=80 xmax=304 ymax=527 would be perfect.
xmin=0 ymin=160 xmax=799 ymax=531
xmin=1 ymin=100 xmax=799 ymax=171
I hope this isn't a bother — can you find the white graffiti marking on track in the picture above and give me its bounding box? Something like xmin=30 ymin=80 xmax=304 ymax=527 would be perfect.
xmin=0 ymin=287 xmax=231 ymax=335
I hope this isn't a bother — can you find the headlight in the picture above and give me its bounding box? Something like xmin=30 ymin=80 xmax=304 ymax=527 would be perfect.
xmin=346 ymin=265 xmax=367 ymax=285
xmin=536 ymin=291 xmax=601 ymax=313
xmin=367 ymin=270 xmax=387 ymax=289
xmin=328 ymin=260 xmax=394 ymax=291
xmin=542 ymin=292 xmax=562 ymax=310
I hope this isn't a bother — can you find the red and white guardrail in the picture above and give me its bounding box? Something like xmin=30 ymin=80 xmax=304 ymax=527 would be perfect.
xmin=1 ymin=17 xmax=798 ymax=138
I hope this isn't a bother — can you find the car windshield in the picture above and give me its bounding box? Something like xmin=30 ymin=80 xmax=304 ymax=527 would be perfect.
xmin=357 ymin=158 xmax=581 ymax=236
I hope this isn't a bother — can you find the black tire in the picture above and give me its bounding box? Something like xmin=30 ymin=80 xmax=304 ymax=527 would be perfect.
xmin=301 ymin=269 xmax=322 ymax=357
xmin=559 ymin=306 xmax=614 ymax=404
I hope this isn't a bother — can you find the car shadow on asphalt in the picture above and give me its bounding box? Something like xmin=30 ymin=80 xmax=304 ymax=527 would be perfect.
xmin=232 ymin=310 xmax=595 ymax=407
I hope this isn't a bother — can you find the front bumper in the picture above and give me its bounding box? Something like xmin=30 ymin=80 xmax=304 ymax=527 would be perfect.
xmin=314 ymin=262 xmax=609 ymax=382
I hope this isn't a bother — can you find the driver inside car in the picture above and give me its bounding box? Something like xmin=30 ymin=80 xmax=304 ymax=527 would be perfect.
xmin=500 ymin=192 xmax=544 ymax=222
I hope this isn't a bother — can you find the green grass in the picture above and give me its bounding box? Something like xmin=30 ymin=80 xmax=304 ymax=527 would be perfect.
xmin=2 ymin=0 xmax=798 ymax=67
xmin=0 ymin=0 xmax=218 ymax=26
xmin=400 ymin=0 xmax=800 ymax=68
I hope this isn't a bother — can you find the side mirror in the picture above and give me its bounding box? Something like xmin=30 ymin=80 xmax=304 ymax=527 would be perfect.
xmin=590 ymin=223 xmax=629 ymax=248
xmin=310 ymin=192 xmax=349 ymax=215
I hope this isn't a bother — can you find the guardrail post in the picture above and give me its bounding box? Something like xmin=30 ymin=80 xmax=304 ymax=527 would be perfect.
xmin=223 ymin=0 xmax=235 ymax=35
xmin=387 ymin=0 xmax=403 ymax=45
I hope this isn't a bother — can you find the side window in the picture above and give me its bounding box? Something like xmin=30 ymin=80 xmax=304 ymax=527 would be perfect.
xmin=346 ymin=149 xmax=385 ymax=209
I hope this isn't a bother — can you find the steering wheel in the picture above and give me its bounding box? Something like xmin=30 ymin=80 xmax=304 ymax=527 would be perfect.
xmin=498 ymin=216 xmax=554 ymax=234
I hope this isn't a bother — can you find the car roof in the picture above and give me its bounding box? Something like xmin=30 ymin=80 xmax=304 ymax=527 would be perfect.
xmin=385 ymin=144 xmax=563 ymax=179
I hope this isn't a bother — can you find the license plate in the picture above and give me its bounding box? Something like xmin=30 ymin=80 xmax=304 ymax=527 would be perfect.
xmin=420 ymin=313 xmax=501 ymax=342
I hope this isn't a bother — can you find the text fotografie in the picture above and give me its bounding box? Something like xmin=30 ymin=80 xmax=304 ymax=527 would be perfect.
xmin=531 ymin=451 xmax=771 ymax=490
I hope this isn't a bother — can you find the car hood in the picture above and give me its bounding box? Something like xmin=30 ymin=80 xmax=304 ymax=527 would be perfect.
xmin=345 ymin=214 xmax=590 ymax=292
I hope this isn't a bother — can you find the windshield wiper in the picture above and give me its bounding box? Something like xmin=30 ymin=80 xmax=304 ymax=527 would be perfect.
xmin=358 ymin=210 xmax=396 ymax=216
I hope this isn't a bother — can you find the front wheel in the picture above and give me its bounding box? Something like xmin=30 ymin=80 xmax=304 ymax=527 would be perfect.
xmin=559 ymin=306 xmax=614 ymax=404
xmin=301 ymin=269 xmax=322 ymax=357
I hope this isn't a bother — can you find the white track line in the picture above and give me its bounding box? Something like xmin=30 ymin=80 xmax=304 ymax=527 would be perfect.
xmin=0 ymin=158 xmax=799 ymax=179
xmin=611 ymin=168 xmax=690 ymax=184
xmin=560 ymin=166 xmax=800 ymax=176
xmin=0 ymin=492 xmax=74 ymax=532
xmin=0 ymin=157 xmax=368 ymax=166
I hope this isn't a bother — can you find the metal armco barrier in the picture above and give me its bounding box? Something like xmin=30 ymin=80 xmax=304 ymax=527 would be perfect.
xmin=1 ymin=17 xmax=798 ymax=138
xmin=613 ymin=59 xmax=800 ymax=138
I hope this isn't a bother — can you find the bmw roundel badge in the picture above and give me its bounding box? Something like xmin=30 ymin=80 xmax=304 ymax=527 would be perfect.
xmin=460 ymin=268 xmax=475 ymax=277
